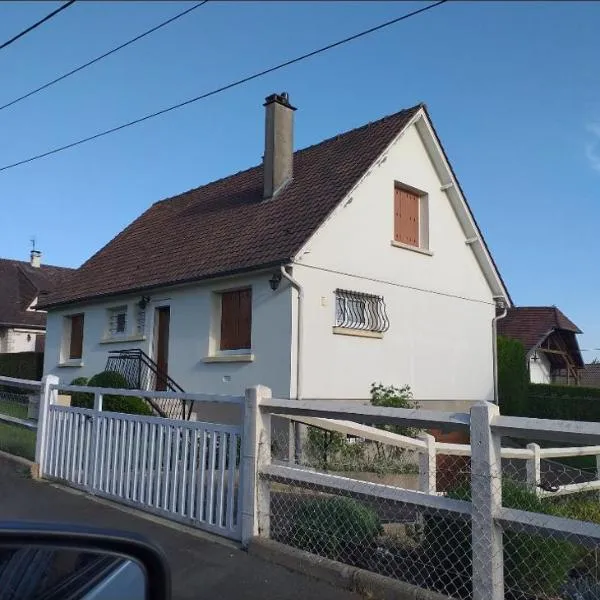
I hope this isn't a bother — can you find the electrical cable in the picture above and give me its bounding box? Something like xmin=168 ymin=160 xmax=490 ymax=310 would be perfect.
xmin=0 ymin=0 xmax=448 ymax=173
xmin=0 ymin=1 xmax=209 ymax=112
xmin=0 ymin=1 xmax=76 ymax=52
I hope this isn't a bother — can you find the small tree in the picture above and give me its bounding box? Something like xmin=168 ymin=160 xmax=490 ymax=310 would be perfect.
xmin=369 ymin=383 xmax=421 ymax=462
xmin=497 ymin=336 xmax=529 ymax=415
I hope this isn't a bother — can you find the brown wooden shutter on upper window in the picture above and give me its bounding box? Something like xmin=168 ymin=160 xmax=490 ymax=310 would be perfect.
xmin=69 ymin=314 xmax=84 ymax=359
xmin=394 ymin=187 xmax=420 ymax=247
xmin=220 ymin=289 xmax=252 ymax=351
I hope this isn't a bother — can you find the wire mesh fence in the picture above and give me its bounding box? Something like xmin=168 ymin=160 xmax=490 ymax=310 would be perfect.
xmin=0 ymin=383 xmax=32 ymax=421
xmin=265 ymin=417 xmax=600 ymax=600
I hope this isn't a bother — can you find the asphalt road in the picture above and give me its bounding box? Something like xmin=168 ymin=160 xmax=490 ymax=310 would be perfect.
xmin=0 ymin=457 xmax=359 ymax=600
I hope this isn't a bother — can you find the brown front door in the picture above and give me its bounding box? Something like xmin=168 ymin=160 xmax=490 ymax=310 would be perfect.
xmin=155 ymin=307 xmax=170 ymax=391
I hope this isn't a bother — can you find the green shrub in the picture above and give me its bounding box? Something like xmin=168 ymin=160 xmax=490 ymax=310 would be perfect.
xmin=291 ymin=496 xmax=382 ymax=561
xmin=497 ymin=336 xmax=529 ymax=415
xmin=525 ymin=383 xmax=600 ymax=422
xmin=0 ymin=352 xmax=43 ymax=380
xmin=69 ymin=377 xmax=93 ymax=409
xmin=424 ymin=480 xmax=585 ymax=596
xmin=74 ymin=371 xmax=152 ymax=416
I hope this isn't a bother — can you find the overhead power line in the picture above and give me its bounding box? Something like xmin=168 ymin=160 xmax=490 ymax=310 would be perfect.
xmin=0 ymin=0 xmax=448 ymax=173
xmin=0 ymin=1 xmax=76 ymax=52
xmin=0 ymin=1 xmax=209 ymax=112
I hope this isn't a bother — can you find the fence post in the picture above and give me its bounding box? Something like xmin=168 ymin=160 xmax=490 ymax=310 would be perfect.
xmin=90 ymin=392 xmax=103 ymax=491
xmin=34 ymin=374 xmax=59 ymax=478
xmin=241 ymin=385 xmax=272 ymax=547
xmin=526 ymin=442 xmax=541 ymax=493
xmin=470 ymin=402 xmax=504 ymax=600
xmin=418 ymin=432 xmax=436 ymax=494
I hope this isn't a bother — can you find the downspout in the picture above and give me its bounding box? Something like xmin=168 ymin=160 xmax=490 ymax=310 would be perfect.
xmin=280 ymin=265 xmax=303 ymax=401
xmin=280 ymin=265 xmax=304 ymax=464
xmin=492 ymin=296 xmax=508 ymax=405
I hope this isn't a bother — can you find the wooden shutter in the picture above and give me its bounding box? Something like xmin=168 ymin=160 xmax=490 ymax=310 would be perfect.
xmin=69 ymin=314 xmax=84 ymax=359
xmin=220 ymin=289 xmax=252 ymax=351
xmin=394 ymin=188 xmax=420 ymax=247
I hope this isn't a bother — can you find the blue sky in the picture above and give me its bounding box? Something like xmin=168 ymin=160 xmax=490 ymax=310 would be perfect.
xmin=1 ymin=1 xmax=599 ymax=358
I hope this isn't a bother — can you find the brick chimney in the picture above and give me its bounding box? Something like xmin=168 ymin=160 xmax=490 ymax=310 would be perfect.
xmin=263 ymin=92 xmax=296 ymax=199
xmin=30 ymin=250 xmax=41 ymax=268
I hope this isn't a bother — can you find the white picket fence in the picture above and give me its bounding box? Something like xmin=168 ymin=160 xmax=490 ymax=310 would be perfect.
xmin=37 ymin=376 xmax=244 ymax=540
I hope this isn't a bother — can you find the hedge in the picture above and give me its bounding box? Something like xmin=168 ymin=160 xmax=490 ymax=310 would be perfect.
xmin=497 ymin=336 xmax=529 ymax=415
xmin=0 ymin=352 xmax=44 ymax=381
xmin=524 ymin=383 xmax=600 ymax=422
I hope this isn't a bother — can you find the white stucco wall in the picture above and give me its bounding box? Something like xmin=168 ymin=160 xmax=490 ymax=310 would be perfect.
xmin=528 ymin=352 xmax=551 ymax=384
xmin=291 ymin=119 xmax=497 ymax=401
xmin=0 ymin=328 xmax=39 ymax=353
xmin=43 ymin=272 xmax=294 ymax=399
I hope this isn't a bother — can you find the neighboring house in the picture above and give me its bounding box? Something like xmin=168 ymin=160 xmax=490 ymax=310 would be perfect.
xmin=0 ymin=252 xmax=73 ymax=354
xmin=497 ymin=306 xmax=583 ymax=385
xmin=40 ymin=93 xmax=511 ymax=405
xmin=580 ymin=363 xmax=600 ymax=388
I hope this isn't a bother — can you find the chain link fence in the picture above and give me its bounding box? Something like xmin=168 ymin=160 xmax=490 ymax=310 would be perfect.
xmin=264 ymin=417 xmax=600 ymax=600
xmin=0 ymin=377 xmax=39 ymax=460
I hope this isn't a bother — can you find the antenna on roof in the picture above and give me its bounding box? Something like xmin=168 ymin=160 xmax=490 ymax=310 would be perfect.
xmin=30 ymin=236 xmax=36 ymax=252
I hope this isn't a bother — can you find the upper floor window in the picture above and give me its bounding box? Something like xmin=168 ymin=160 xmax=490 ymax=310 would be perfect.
xmin=108 ymin=306 xmax=128 ymax=337
xmin=334 ymin=289 xmax=389 ymax=333
xmin=220 ymin=288 xmax=252 ymax=351
xmin=393 ymin=184 xmax=429 ymax=252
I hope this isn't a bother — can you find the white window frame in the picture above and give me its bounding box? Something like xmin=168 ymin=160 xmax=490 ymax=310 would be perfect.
xmin=106 ymin=305 xmax=129 ymax=339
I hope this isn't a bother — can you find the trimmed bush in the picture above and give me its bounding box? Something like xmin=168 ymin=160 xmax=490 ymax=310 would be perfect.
xmin=497 ymin=336 xmax=529 ymax=415
xmin=291 ymin=496 xmax=382 ymax=561
xmin=72 ymin=371 xmax=152 ymax=416
xmin=525 ymin=383 xmax=600 ymax=422
xmin=69 ymin=377 xmax=93 ymax=409
xmin=0 ymin=352 xmax=43 ymax=380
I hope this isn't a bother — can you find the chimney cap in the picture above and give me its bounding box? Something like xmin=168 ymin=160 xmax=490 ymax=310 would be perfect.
xmin=264 ymin=92 xmax=296 ymax=111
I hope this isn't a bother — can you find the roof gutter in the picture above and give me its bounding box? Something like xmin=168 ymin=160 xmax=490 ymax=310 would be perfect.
xmin=37 ymin=260 xmax=289 ymax=311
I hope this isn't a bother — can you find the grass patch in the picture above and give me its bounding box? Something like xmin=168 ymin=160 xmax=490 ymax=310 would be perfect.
xmin=0 ymin=399 xmax=28 ymax=420
xmin=0 ymin=421 xmax=36 ymax=461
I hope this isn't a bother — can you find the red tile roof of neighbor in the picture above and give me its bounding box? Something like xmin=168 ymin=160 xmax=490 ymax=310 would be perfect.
xmin=39 ymin=101 xmax=509 ymax=308
xmin=0 ymin=258 xmax=73 ymax=329
xmin=497 ymin=306 xmax=582 ymax=353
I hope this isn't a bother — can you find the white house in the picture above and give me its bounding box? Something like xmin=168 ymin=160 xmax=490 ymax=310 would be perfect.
xmin=497 ymin=306 xmax=583 ymax=385
xmin=41 ymin=93 xmax=511 ymax=412
xmin=0 ymin=252 xmax=72 ymax=354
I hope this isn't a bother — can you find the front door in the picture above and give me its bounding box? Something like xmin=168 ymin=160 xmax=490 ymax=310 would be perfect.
xmin=154 ymin=307 xmax=170 ymax=391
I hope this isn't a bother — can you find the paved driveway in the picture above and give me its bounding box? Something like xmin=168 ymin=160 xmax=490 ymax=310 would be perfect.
xmin=0 ymin=457 xmax=358 ymax=600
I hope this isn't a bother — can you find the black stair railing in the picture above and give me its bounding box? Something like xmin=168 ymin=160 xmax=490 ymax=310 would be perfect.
xmin=105 ymin=349 xmax=191 ymax=420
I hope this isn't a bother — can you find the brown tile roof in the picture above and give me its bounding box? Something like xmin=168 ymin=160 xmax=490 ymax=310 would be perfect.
xmin=42 ymin=105 xmax=422 ymax=308
xmin=581 ymin=363 xmax=600 ymax=388
xmin=497 ymin=306 xmax=582 ymax=352
xmin=0 ymin=258 xmax=73 ymax=329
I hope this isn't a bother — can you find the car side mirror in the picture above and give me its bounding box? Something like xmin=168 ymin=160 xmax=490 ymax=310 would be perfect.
xmin=0 ymin=521 xmax=170 ymax=600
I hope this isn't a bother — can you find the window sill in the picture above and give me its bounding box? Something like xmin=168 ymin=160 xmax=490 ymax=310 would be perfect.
xmin=203 ymin=354 xmax=255 ymax=363
xmin=99 ymin=335 xmax=146 ymax=345
xmin=390 ymin=240 xmax=433 ymax=256
xmin=58 ymin=360 xmax=84 ymax=368
xmin=332 ymin=327 xmax=383 ymax=339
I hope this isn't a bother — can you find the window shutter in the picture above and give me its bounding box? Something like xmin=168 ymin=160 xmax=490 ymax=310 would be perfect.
xmin=394 ymin=188 xmax=419 ymax=247
xmin=69 ymin=314 xmax=84 ymax=359
xmin=220 ymin=289 xmax=252 ymax=350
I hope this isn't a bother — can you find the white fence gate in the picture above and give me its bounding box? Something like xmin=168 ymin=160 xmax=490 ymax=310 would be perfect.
xmin=39 ymin=378 xmax=244 ymax=540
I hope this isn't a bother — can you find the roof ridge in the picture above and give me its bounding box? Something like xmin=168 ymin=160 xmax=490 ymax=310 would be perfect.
xmin=153 ymin=104 xmax=423 ymax=207
xmin=0 ymin=257 xmax=73 ymax=271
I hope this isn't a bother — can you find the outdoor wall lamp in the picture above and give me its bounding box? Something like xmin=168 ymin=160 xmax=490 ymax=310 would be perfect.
xmin=269 ymin=272 xmax=282 ymax=291
xmin=137 ymin=296 xmax=151 ymax=310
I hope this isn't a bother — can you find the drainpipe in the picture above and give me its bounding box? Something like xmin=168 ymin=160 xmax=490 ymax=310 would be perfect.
xmin=492 ymin=296 xmax=508 ymax=405
xmin=280 ymin=265 xmax=304 ymax=463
